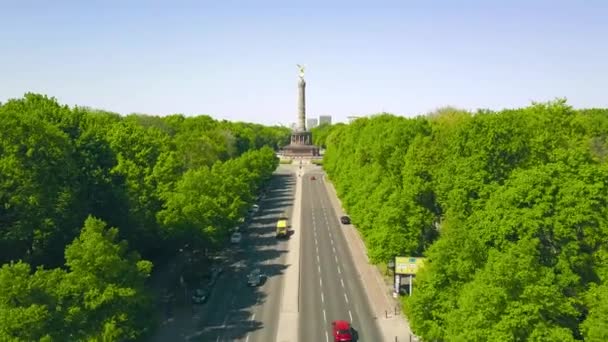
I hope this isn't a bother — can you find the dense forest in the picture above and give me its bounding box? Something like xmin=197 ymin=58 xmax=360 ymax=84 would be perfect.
xmin=322 ymin=100 xmax=608 ymax=341
xmin=0 ymin=93 xmax=289 ymax=340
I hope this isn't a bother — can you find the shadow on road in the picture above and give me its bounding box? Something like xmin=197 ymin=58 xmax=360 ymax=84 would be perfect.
xmin=149 ymin=169 xmax=297 ymax=341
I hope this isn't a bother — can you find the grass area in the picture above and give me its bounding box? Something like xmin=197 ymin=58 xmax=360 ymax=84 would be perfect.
xmin=279 ymin=159 xmax=292 ymax=164
xmin=311 ymin=159 xmax=323 ymax=165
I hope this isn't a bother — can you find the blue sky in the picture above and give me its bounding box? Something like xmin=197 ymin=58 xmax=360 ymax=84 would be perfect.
xmin=1 ymin=0 xmax=606 ymax=126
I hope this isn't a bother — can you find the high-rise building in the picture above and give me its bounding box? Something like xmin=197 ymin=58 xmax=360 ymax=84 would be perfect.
xmin=319 ymin=115 xmax=332 ymax=125
xmin=307 ymin=118 xmax=318 ymax=129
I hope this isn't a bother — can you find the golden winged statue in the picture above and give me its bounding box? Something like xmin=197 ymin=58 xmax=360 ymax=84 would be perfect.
xmin=296 ymin=64 xmax=305 ymax=79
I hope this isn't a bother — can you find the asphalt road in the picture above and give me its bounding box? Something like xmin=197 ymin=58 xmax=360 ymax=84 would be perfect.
xmin=151 ymin=165 xmax=295 ymax=342
xmin=299 ymin=169 xmax=383 ymax=342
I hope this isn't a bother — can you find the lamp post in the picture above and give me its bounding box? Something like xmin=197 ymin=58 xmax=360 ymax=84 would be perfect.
xmin=388 ymin=259 xmax=397 ymax=297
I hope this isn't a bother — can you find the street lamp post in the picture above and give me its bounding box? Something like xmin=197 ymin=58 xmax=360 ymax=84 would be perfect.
xmin=388 ymin=259 xmax=397 ymax=296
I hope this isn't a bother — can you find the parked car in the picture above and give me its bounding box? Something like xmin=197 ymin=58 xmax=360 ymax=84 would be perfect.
xmin=191 ymin=288 xmax=209 ymax=304
xmin=332 ymin=320 xmax=353 ymax=341
xmin=310 ymin=176 xmax=316 ymax=180
xmin=340 ymin=216 xmax=351 ymax=224
xmin=247 ymin=268 xmax=264 ymax=287
xmin=230 ymin=232 xmax=242 ymax=244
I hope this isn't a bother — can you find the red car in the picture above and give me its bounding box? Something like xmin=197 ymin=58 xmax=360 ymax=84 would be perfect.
xmin=332 ymin=320 xmax=353 ymax=342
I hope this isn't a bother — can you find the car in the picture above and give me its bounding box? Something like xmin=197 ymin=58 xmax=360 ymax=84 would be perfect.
xmin=230 ymin=232 xmax=242 ymax=244
xmin=191 ymin=288 xmax=209 ymax=304
xmin=211 ymin=265 xmax=223 ymax=279
xmin=310 ymin=176 xmax=316 ymax=180
xmin=340 ymin=216 xmax=351 ymax=224
xmin=252 ymin=204 xmax=260 ymax=212
xmin=247 ymin=268 xmax=265 ymax=287
xmin=332 ymin=320 xmax=353 ymax=342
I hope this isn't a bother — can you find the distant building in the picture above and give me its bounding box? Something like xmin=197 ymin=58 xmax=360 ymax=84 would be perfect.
xmin=347 ymin=116 xmax=362 ymax=123
xmin=319 ymin=115 xmax=332 ymax=125
xmin=307 ymin=118 xmax=318 ymax=129
xmin=289 ymin=122 xmax=297 ymax=131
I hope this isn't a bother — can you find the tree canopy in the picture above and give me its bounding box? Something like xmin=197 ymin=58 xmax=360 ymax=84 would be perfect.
xmin=0 ymin=93 xmax=287 ymax=340
xmin=322 ymin=101 xmax=608 ymax=341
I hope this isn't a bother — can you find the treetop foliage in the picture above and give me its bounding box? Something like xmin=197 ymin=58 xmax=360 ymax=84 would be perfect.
xmin=0 ymin=93 xmax=286 ymax=340
xmin=322 ymin=100 xmax=608 ymax=341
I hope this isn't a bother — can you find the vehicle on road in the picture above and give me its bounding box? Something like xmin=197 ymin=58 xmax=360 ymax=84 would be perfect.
xmin=192 ymin=288 xmax=209 ymax=304
xmin=230 ymin=232 xmax=242 ymax=244
xmin=310 ymin=175 xmax=316 ymax=180
xmin=332 ymin=320 xmax=353 ymax=341
xmin=276 ymin=218 xmax=288 ymax=238
xmin=247 ymin=268 xmax=265 ymax=286
xmin=340 ymin=216 xmax=351 ymax=224
xmin=250 ymin=204 xmax=260 ymax=214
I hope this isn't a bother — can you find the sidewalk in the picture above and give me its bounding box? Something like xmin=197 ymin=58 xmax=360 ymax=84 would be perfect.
xmin=322 ymin=174 xmax=417 ymax=342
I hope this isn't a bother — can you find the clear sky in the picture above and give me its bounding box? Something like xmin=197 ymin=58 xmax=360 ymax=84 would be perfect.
xmin=1 ymin=0 xmax=606 ymax=126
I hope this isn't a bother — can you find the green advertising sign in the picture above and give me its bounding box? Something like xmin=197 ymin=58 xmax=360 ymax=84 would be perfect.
xmin=395 ymin=257 xmax=426 ymax=275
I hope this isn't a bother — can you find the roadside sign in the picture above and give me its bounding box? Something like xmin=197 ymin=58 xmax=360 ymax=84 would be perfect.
xmin=395 ymin=257 xmax=426 ymax=275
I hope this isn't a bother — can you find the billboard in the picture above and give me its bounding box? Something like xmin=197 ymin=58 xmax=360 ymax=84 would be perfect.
xmin=395 ymin=257 xmax=426 ymax=275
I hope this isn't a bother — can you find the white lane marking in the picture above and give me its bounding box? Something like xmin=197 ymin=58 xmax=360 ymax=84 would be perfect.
xmin=323 ymin=309 xmax=327 ymax=321
xmin=317 ymin=254 xmax=320 ymax=263
xmin=332 ymin=246 xmax=336 ymax=254
xmin=321 ymin=292 xmax=325 ymax=303
xmin=330 ymin=238 xmax=334 ymax=245
xmin=216 ymin=336 xmax=220 ymax=342
xmin=335 ymin=255 xmax=338 ymax=263
xmin=341 ymin=278 xmax=345 ymax=288
xmin=349 ymin=310 xmax=353 ymax=322
xmin=245 ymin=314 xmax=255 ymax=342
xmin=320 ymin=278 xmax=323 ymax=287
xmin=315 ymin=237 xmax=318 ymax=245
xmin=337 ymin=266 xmax=341 ymax=274
xmin=326 ymin=331 xmax=329 ymax=342
xmin=318 ymin=265 xmax=321 ymax=273
xmin=344 ymin=293 xmax=349 ymax=303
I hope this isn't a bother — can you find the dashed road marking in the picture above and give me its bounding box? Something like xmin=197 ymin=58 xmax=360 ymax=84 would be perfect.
xmin=321 ymin=292 xmax=324 ymax=303
xmin=341 ymin=278 xmax=345 ymax=288
xmin=323 ymin=309 xmax=327 ymax=321
xmin=335 ymin=255 xmax=338 ymax=263
xmin=245 ymin=314 xmax=256 ymax=342
xmin=325 ymin=331 xmax=329 ymax=342
xmin=317 ymin=254 xmax=320 ymax=263
xmin=318 ymin=265 xmax=321 ymax=273
xmin=344 ymin=293 xmax=349 ymax=303
xmin=320 ymin=278 xmax=323 ymax=287
xmin=349 ymin=310 xmax=353 ymax=322
xmin=337 ymin=266 xmax=341 ymax=274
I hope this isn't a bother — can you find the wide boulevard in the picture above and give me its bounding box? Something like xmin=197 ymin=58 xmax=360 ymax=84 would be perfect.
xmin=299 ymin=166 xmax=382 ymax=341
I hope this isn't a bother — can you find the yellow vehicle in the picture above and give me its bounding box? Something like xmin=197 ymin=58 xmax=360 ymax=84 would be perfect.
xmin=276 ymin=218 xmax=288 ymax=238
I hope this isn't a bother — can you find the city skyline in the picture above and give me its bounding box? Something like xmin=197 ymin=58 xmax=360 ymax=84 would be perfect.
xmin=1 ymin=1 xmax=606 ymax=126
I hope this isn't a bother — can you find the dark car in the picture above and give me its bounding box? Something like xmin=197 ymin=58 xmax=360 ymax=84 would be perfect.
xmin=191 ymin=288 xmax=209 ymax=304
xmin=340 ymin=216 xmax=351 ymax=224
xmin=247 ymin=268 xmax=265 ymax=287
xmin=310 ymin=176 xmax=316 ymax=180
xmin=332 ymin=320 xmax=353 ymax=342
